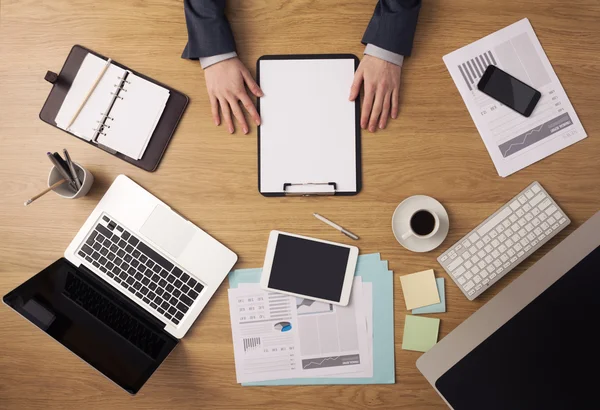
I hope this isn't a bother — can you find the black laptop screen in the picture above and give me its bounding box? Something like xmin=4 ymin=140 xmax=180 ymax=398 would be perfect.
xmin=3 ymin=259 xmax=177 ymax=394
xmin=435 ymin=245 xmax=600 ymax=409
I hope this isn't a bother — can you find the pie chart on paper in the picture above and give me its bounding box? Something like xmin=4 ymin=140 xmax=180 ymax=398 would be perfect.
xmin=274 ymin=321 xmax=292 ymax=332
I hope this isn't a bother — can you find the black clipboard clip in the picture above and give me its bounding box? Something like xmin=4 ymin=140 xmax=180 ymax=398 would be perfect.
xmin=283 ymin=182 xmax=337 ymax=196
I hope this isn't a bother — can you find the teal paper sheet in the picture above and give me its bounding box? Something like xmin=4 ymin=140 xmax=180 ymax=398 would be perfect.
xmin=228 ymin=253 xmax=395 ymax=386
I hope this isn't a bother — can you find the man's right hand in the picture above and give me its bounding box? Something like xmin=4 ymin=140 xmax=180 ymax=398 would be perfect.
xmin=204 ymin=57 xmax=263 ymax=134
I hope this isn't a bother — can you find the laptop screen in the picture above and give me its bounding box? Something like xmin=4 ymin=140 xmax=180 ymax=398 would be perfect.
xmin=435 ymin=245 xmax=600 ymax=409
xmin=3 ymin=258 xmax=177 ymax=394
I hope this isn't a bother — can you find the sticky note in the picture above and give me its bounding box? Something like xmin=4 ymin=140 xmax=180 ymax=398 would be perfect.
xmin=412 ymin=278 xmax=446 ymax=314
xmin=399 ymin=269 xmax=440 ymax=310
xmin=402 ymin=315 xmax=440 ymax=352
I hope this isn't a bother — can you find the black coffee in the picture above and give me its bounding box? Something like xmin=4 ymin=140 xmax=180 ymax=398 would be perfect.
xmin=410 ymin=210 xmax=436 ymax=236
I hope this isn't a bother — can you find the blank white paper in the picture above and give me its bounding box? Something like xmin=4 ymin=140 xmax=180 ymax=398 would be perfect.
xmin=259 ymin=59 xmax=358 ymax=194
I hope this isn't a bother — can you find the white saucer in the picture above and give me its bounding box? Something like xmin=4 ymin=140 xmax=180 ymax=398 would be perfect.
xmin=392 ymin=195 xmax=449 ymax=253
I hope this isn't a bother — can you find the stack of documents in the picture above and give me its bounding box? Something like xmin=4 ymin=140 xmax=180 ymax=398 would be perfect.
xmin=55 ymin=53 xmax=170 ymax=160
xmin=228 ymin=253 xmax=394 ymax=385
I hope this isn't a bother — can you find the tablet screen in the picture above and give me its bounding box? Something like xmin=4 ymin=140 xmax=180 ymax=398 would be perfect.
xmin=268 ymin=234 xmax=350 ymax=302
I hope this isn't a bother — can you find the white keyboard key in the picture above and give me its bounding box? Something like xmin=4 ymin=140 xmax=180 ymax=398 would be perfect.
xmin=452 ymin=266 xmax=466 ymax=278
xmin=450 ymin=253 xmax=457 ymax=260
xmin=471 ymin=255 xmax=480 ymax=263
xmin=534 ymin=227 xmax=543 ymax=236
xmin=532 ymin=208 xmax=540 ymax=216
xmin=464 ymin=252 xmax=471 ymax=260
xmin=491 ymin=239 xmax=500 ymax=247
xmin=552 ymin=223 xmax=559 ymax=230
xmin=545 ymin=229 xmax=552 ymax=235
xmin=447 ymin=257 xmax=464 ymax=271
xmin=482 ymin=278 xmax=490 ymax=285
xmin=455 ymin=244 xmax=463 ymax=251
xmin=559 ymin=217 xmax=567 ymax=225
xmin=510 ymin=201 xmax=520 ymax=211
xmin=484 ymin=244 xmax=493 ymax=253
xmin=498 ymin=244 xmax=507 ymax=253
xmin=517 ymin=251 xmax=525 ymax=257
xmin=490 ymin=230 xmax=498 ymax=238
xmin=475 ymin=284 xmax=483 ymax=291
xmin=465 ymin=260 xmax=473 ymax=269
xmin=525 ymin=189 xmax=534 ymax=199
xmin=548 ymin=216 xmax=556 ymax=225
xmin=463 ymin=240 xmax=471 ymax=248
xmin=516 ymin=209 xmax=525 ymax=217
xmin=523 ymin=204 xmax=532 ymax=212
xmin=506 ymin=239 xmax=514 ymax=248
xmin=525 ymin=245 xmax=532 ymax=252
xmin=473 ymin=275 xmax=482 ymax=283
xmin=525 ymin=213 xmax=533 ymax=221
xmin=496 ymin=225 xmax=505 ymax=234
xmin=483 ymin=235 xmax=491 ymax=244
xmin=519 ymin=228 xmax=527 ymax=237
xmin=480 ymin=269 xmax=489 ymax=278
xmin=489 ymin=272 xmax=497 ymax=280
xmin=527 ymin=232 xmax=536 ymax=241
xmin=503 ymin=262 xmax=510 ymax=268
xmin=465 ymin=271 xmax=473 ymax=280
xmin=539 ymin=213 xmax=547 ymax=221
xmin=500 ymin=255 xmax=508 ymax=263
xmin=519 ymin=219 xmax=527 ymax=227
xmin=492 ymin=250 xmax=500 ymax=258
xmin=440 ymin=255 xmax=448 ymax=262
xmin=471 ymin=266 xmax=480 ymax=274
xmin=486 ymin=265 xmax=495 ymax=273
xmin=469 ymin=246 xmax=477 ymax=254
xmin=508 ymin=249 xmax=515 ymax=257
xmin=499 ymin=233 xmax=507 ymax=242
xmin=476 ymin=240 xmax=484 ymax=249
xmin=531 ymin=184 xmax=541 ymax=193
xmin=497 ymin=267 xmax=503 ymax=274
xmin=511 ymin=223 xmax=520 ymax=232
xmin=538 ymin=199 xmax=551 ymax=210
xmin=477 ymin=207 xmax=512 ymax=237
xmin=505 ymin=228 xmax=514 ymax=237
xmin=493 ymin=260 xmax=502 ymax=268
xmin=502 ymin=220 xmax=511 ymax=228
xmin=458 ymin=276 xmax=466 ymax=285
xmin=468 ymin=289 xmax=476 ymax=296
xmin=510 ymin=256 xmax=518 ymax=263
xmin=518 ymin=195 xmax=527 ymax=204
xmin=525 ymin=223 xmax=534 ymax=232
xmin=484 ymin=255 xmax=493 ymax=263
xmin=464 ymin=280 xmax=475 ymax=291
xmin=509 ymin=214 xmax=518 ymax=223
xmin=478 ymin=260 xmax=486 ymax=269
xmin=539 ymin=233 xmax=545 ymax=241
xmin=469 ymin=233 xmax=480 ymax=242
xmin=545 ymin=205 xmax=557 ymax=216
xmin=532 ymin=218 xmax=541 ymax=226
xmin=529 ymin=192 xmax=544 ymax=206
xmin=554 ymin=211 xmax=562 ymax=220
xmin=520 ymin=238 xmax=529 ymax=247
xmin=511 ymin=234 xmax=520 ymax=243
xmin=531 ymin=240 xmax=539 ymax=247
xmin=477 ymin=249 xmax=486 ymax=258
xmin=514 ymin=243 xmax=523 ymax=251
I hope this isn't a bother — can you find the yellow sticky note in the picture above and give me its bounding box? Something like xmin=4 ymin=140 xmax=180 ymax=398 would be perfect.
xmin=399 ymin=269 xmax=440 ymax=310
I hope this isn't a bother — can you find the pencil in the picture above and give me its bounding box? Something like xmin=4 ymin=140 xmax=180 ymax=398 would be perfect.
xmin=64 ymin=58 xmax=112 ymax=130
xmin=24 ymin=179 xmax=67 ymax=206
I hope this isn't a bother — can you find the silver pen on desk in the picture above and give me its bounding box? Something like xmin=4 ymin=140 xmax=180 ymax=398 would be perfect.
xmin=313 ymin=213 xmax=359 ymax=240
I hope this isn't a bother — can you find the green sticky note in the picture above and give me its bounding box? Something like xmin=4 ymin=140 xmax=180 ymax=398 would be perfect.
xmin=402 ymin=315 xmax=440 ymax=352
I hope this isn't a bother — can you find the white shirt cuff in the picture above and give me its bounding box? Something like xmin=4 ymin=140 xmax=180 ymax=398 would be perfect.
xmin=364 ymin=44 xmax=404 ymax=67
xmin=199 ymin=52 xmax=238 ymax=69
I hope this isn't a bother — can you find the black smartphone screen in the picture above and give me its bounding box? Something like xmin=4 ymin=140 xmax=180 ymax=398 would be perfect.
xmin=477 ymin=65 xmax=541 ymax=117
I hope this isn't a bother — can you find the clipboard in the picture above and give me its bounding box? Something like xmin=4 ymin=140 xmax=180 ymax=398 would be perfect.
xmin=40 ymin=45 xmax=189 ymax=172
xmin=257 ymin=54 xmax=362 ymax=196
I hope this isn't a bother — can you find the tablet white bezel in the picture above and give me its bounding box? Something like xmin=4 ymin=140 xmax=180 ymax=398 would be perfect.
xmin=260 ymin=230 xmax=359 ymax=306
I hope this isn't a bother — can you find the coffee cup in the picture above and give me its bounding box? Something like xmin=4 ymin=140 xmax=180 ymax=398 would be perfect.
xmin=401 ymin=209 xmax=440 ymax=240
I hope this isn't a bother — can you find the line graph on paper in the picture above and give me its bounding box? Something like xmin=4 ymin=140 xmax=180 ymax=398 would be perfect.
xmin=301 ymin=354 xmax=360 ymax=370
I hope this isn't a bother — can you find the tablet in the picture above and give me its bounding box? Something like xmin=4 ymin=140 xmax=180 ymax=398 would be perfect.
xmin=260 ymin=231 xmax=359 ymax=306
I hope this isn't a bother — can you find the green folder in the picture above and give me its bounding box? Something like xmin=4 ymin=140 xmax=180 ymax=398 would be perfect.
xmin=228 ymin=253 xmax=395 ymax=386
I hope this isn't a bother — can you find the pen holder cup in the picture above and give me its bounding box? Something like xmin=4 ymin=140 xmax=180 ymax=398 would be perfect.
xmin=47 ymin=162 xmax=94 ymax=199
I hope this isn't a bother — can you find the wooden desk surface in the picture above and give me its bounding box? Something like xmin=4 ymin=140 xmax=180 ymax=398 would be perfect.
xmin=1 ymin=0 xmax=599 ymax=408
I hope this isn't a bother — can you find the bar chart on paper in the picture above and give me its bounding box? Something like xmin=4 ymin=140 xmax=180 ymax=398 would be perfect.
xmin=443 ymin=18 xmax=586 ymax=176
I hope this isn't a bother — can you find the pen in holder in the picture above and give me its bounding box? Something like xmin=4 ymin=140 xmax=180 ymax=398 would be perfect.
xmin=47 ymin=162 xmax=94 ymax=199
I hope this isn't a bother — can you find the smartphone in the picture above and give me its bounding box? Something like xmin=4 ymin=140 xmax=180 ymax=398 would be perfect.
xmin=477 ymin=65 xmax=541 ymax=117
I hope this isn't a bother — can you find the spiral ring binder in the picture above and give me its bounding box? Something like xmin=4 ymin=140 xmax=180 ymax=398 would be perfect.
xmin=91 ymin=71 xmax=130 ymax=142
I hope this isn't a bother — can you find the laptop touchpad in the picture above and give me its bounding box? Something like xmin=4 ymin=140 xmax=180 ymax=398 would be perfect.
xmin=140 ymin=205 xmax=195 ymax=259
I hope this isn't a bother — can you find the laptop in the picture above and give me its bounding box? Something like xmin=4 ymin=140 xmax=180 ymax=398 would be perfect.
xmin=3 ymin=175 xmax=237 ymax=394
xmin=417 ymin=210 xmax=600 ymax=409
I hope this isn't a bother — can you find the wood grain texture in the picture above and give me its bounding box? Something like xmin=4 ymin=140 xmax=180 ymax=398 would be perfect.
xmin=1 ymin=0 xmax=599 ymax=408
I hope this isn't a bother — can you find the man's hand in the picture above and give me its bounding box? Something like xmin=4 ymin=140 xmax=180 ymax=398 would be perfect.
xmin=349 ymin=55 xmax=402 ymax=132
xmin=205 ymin=57 xmax=263 ymax=134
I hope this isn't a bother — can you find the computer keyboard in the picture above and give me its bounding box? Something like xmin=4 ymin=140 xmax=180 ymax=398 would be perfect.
xmin=64 ymin=272 xmax=165 ymax=359
xmin=77 ymin=214 xmax=205 ymax=326
xmin=438 ymin=182 xmax=570 ymax=300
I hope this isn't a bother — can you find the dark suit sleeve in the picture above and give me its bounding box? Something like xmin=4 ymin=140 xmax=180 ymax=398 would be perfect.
xmin=361 ymin=0 xmax=422 ymax=57
xmin=181 ymin=0 xmax=236 ymax=59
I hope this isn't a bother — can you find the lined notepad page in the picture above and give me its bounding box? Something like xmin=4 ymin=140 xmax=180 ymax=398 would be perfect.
xmin=259 ymin=59 xmax=357 ymax=194
xmin=55 ymin=53 xmax=169 ymax=159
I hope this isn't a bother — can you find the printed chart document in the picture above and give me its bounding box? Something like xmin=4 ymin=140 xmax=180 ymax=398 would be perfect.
xmin=443 ymin=18 xmax=586 ymax=177
xmin=228 ymin=281 xmax=370 ymax=383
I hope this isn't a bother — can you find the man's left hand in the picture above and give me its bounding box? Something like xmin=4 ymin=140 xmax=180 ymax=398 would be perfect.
xmin=349 ymin=55 xmax=402 ymax=132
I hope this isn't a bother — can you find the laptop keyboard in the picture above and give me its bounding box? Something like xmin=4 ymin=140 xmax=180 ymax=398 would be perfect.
xmin=77 ymin=214 xmax=204 ymax=326
xmin=64 ymin=272 xmax=165 ymax=359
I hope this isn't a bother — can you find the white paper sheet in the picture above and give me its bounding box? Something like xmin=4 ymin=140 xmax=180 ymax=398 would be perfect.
xmin=259 ymin=58 xmax=358 ymax=193
xmin=55 ymin=53 xmax=169 ymax=159
xmin=443 ymin=18 xmax=586 ymax=177
xmin=229 ymin=281 xmax=369 ymax=383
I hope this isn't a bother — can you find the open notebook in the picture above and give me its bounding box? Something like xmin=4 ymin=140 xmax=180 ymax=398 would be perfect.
xmin=55 ymin=53 xmax=170 ymax=160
